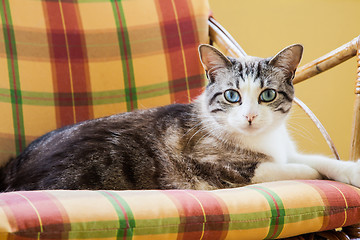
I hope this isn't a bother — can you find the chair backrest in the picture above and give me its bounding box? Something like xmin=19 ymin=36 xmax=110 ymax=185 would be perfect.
xmin=0 ymin=0 xmax=210 ymax=165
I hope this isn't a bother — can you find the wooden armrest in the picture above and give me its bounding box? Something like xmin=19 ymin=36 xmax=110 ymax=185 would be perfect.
xmin=293 ymin=36 xmax=359 ymax=85
xmin=208 ymin=16 xmax=247 ymax=58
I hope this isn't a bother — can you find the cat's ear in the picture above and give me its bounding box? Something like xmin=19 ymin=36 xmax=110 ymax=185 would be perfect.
xmin=198 ymin=44 xmax=232 ymax=71
xmin=269 ymin=44 xmax=303 ymax=78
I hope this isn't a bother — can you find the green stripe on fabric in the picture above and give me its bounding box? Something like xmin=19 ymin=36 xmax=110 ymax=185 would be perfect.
xmin=228 ymin=205 xmax=327 ymax=230
xmin=111 ymin=0 xmax=138 ymax=111
xmin=0 ymin=74 xmax=204 ymax=106
xmin=67 ymin=229 xmax=119 ymax=239
xmin=247 ymin=186 xmax=285 ymax=239
xmin=0 ymin=80 xmax=173 ymax=106
xmin=69 ymin=220 xmax=121 ymax=232
xmin=0 ymin=0 xmax=26 ymax=154
xmin=0 ymin=89 xmax=55 ymax=105
xmin=100 ymin=191 xmax=135 ymax=239
xmin=284 ymin=206 xmax=327 ymax=224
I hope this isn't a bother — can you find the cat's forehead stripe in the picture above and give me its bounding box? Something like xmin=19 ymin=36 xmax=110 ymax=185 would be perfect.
xmin=233 ymin=59 xmax=265 ymax=89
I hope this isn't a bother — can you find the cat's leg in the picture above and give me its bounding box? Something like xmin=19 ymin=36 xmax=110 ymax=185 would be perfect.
xmin=251 ymin=162 xmax=322 ymax=184
xmin=288 ymin=153 xmax=360 ymax=187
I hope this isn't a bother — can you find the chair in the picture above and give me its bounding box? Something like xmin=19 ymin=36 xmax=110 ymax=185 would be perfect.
xmin=0 ymin=0 xmax=359 ymax=239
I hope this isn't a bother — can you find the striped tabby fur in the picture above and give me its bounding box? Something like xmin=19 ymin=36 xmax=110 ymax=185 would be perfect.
xmin=2 ymin=44 xmax=360 ymax=191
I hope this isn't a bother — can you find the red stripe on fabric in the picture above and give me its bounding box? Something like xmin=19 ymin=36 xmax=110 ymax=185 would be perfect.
xmin=43 ymin=1 xmax=92 ymax=127
xmin=189 ymin=191 xmax=229 ymax=240
xmin=164 ymin=190 xmax=228 ymax=240
xmin=156 ymin=0 xmax=188 ymax=104
xmin=113 ymin=0 xmax=135 ymax=111
xmin=43 ymin=1 xmax=74 ymax=126
xmin=326 ymin=181 xmax=360 ymax=227
xmin=44 ymin=192 xmax=71 ymax=235
xmin=164 ymin=190 xmax=204 ymax=239
xmin=20 ymin=192 xmax=66 ymax=233
xmin=2 ymin=0 xmax=23 ymax=152
xmin=0 ymin=192 xmax=63 ymax=232
xmin=301 ymin=180 xmax=360 ymax=230
xmin=173 ymin=0 xmax=204 ymax=99
xmin=61 ymin=2 xmax=93 ymax=123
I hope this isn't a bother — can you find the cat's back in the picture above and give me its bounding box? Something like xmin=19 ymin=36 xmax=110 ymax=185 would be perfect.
xmin=1 ymin=103 xmax=195 ymax=191
xmin=24 ymin=103 xmax=193 ymax=154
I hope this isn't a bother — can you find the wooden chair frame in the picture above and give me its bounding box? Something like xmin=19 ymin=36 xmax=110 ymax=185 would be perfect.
xmin=208 ymin=16 xmax=360 ymax=239
xmin=293 ymin=36 xmax=360 ymax=161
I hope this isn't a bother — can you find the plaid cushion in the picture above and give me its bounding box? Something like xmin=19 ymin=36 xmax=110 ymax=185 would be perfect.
xmin=1 ymin=180 xmax=360 ymax=239
xmin=0 ymin=0 xmax=210 ymax=164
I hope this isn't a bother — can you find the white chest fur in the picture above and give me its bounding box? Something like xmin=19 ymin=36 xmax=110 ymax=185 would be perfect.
xmin=238 ymin=124 xmax=293 ymax=164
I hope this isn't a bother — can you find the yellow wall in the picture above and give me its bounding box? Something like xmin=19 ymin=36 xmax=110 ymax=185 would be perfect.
xmin=208 ymin=0 xmax=360 ymax=160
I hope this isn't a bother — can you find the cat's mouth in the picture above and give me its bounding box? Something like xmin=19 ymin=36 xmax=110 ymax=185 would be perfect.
xmin=239 ymin=125 xmax=263 ymax=135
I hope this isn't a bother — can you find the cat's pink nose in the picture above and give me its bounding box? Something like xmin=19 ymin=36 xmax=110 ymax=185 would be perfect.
xmin=245 ymin=114 xmax=258 ymax=125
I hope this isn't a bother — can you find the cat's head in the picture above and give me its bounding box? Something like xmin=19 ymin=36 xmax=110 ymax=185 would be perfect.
xmin=198 ymin=44 xmax=303 ymax=137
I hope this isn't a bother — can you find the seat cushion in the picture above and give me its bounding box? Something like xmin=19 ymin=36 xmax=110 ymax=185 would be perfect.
xmin=0 ymin=0 xmax=210 ymax=164
xmin=1 ymin=180 xmax=360 ymax=239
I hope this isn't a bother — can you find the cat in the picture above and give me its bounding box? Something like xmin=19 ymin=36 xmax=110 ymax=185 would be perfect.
xmin=0 ymin=44 xmax=359 ymax=192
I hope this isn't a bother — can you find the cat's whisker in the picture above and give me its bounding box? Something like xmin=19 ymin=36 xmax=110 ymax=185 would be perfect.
xmin=182 ymin=119 xmax=215 ymax=140
xmin=287 ymin=120 xmax=315 ymax=138
xmin=138 ymin=103 xmax=149 ymax=110
xmin=194 ymin=123 xmax=224 ymax=147
xmin=194 ymin=130 xmax=214 ymax=146
xmin=288 ymin=115 xmax=313 ymax=121
xmin=182 ymin=121 xmax=203 ymax=138
xmin=186 ymin=125 xmax=210 ymax=146
xmin=185 ymin=119 xmax=221 ymax=146
xmin=288 ymin=108 xmax=318 ymax=120
xmin=287 ymin=124 xmax=316 ymax=144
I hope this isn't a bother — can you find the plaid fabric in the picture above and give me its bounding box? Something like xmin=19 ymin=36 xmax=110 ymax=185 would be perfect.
xmin=1 ymin=180 xmax=360 ymax=239
xmin=0 ymin=0 xmax=210 ymax=164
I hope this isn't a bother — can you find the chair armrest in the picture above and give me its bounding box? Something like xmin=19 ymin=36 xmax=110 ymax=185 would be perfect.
xmin=293 ymin=36 xmax=359 ymax=84
xmin=208 ymin=16 xmax=247 ymax=58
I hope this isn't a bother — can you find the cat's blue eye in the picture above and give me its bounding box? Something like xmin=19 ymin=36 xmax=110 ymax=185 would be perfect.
xmin=224 ymin=89 xmax=241 ymax=103
xmin=260 ymin=89 xmax=277 ymax=102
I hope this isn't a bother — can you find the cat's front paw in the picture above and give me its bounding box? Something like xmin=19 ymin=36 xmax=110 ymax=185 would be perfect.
xmin=337 ymin=160 xmax=360 ymax=188
xmin=349 ymin=160 xmax=360 ymax=188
